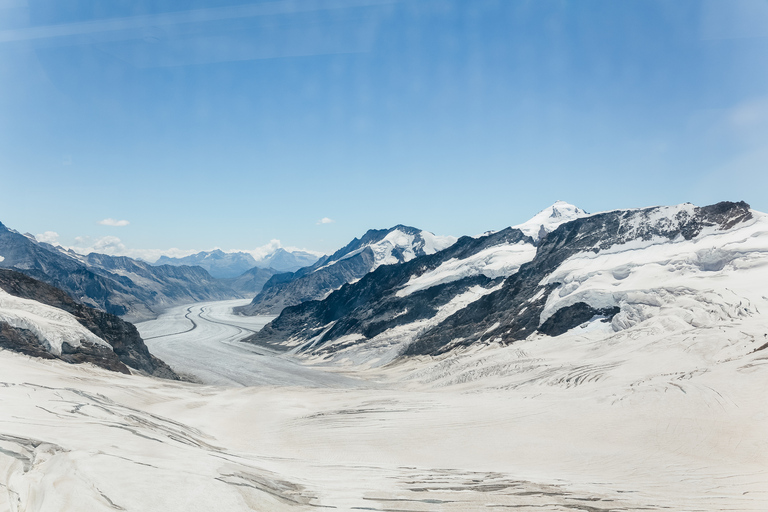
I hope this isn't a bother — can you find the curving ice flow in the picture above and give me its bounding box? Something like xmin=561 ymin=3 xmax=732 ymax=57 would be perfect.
xmin=137 ymin=299 xmax=364 ymax=388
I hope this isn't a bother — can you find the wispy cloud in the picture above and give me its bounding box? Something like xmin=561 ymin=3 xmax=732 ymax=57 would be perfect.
xmin=317 ymin=217 xmax=335 ymax=225
xmin=73 ymin=235 xmax=127 ymax=255
xmin=99 ymin=218 xmax=130 ymax=227
xmin=35 ymin=231 xmax=59 ymax=244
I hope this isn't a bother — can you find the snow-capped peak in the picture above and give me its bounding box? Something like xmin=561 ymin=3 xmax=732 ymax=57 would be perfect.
xmin=514 ymin=201 xmax=588 ymax=242
xmin=316 ymin=226 xmax=457 ymax=272
xmin=370 ymin=228 xmax=455 ymax=269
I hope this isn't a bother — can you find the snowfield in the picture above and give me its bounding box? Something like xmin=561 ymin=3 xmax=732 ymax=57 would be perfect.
xmin=2 ymin=204 xmax=768 ymax=511
xmin=0 ymin=322 xmax=766 ymax=511
xmin=396 ymin=241 xmax=535 ymax=297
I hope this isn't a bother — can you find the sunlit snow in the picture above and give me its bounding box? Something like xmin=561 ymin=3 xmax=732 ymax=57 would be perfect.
xmin=397 ymin=241 xmax=535 ymax=297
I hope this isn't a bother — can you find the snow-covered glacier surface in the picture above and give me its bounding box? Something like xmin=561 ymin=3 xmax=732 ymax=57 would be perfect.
xmin=2 ymin=205 xmax=768 ymax=511
xmin=1 ymin=315 xmax=766 ymax=511
xmin=137 ymin=299 xmax=364 ymax=388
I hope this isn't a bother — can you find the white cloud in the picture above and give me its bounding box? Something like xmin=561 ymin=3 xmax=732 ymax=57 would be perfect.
xmin=236 ymin=239 xmax=325 ymax=261
xmin=71 ymin=235 xmax=127 ymax=256
xmin=244 ymin=239 xmax=283 ymax=261
xmin=317 ymin=217 xmax=335 ymax=225
xmin=99 ymin=218 xmax=130 ymax=227
xmin=35 ymin=231 xmax=60 ymax=244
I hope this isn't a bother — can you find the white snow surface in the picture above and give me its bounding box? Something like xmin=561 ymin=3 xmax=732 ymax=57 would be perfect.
xmin=513 ymin=200 xmax=588 ymax=241
xmin=539 ymin=209 xmax=768 ymax=335
xmin=137 ymin=299 xmax=364 ymax=388
xmin=0 ymin=288 xmax=110 ymax=355
xmin=418 ymin=229 xmax=457 ymax=254
xmin=1 ymin=291 xmax=767 ymax=510
xmin=2 ymin=206 xmax=768 ymax=511
xmin=397 ymin=241 xmax=536 ymax=297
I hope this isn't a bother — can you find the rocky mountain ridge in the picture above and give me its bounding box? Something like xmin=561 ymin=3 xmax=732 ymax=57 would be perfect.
xmin=244 ymin=201 xmax=759 ymax=367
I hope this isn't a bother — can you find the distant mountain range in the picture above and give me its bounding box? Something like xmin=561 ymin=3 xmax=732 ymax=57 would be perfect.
xmin=0 ymin=222 xmax=243 ymax=321
xmin=234 ymin=225 xmax=457 ymax=315
xmin=243 ymin=201 xmax=759 ymax=367
xmin=154 ymin=250 xmax=259 ymax=278
xmin=0 ymin=220 xmax=325 ymax=320
xmin=154 ymin=248 xmax=319 ymax=278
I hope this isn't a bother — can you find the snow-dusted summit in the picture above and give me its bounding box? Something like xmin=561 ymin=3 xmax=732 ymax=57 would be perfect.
xmin=513 ymin=200 xmax=588 ymax=241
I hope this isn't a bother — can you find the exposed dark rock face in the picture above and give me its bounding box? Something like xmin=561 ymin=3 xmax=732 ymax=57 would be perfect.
xmin=247 ymin=201 xmax=753 ymax=361
xmin=0 ymin=222 xmax=241 ymax=321
xmin=0 ymin=269 xmax=178 ymax=378
xmin=237 ymin=250 xmax=375 ymax=316
xmin=245 ymin=227 xmax=530 ymax=351
xmin=83 ymin=253 xmax=238 ymax=321
xmin=0 ymin=223 xmax=127 ymax=314
xmin=236 ymin=225 xmax=453 ymax=316
xmin=537 ymin=303 xmax=620 ymax=337
xmin=0 ymin=322 xmax=57 ymax=360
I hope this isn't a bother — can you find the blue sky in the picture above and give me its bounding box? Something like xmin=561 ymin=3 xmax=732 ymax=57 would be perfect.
xmin=2 ymin=0 xmax=768 ymax=259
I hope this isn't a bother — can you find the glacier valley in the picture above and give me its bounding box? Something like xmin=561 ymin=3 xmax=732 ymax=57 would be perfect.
xmin=0 ymin=201 xmax=767 ymax=511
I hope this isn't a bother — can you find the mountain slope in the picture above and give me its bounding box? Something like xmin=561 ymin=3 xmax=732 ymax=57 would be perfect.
xmin=236 ymin=225 xmax=457 ymax=315
xmin=410 ymin=201 xmax=755 ymax=355
xmin=244 ymin=201 xmax=761 ymax=367
xmin=0 ymin=268 xmax=177 ymax=378
xmin=83 ymin=253 xmax=237 ymax=320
